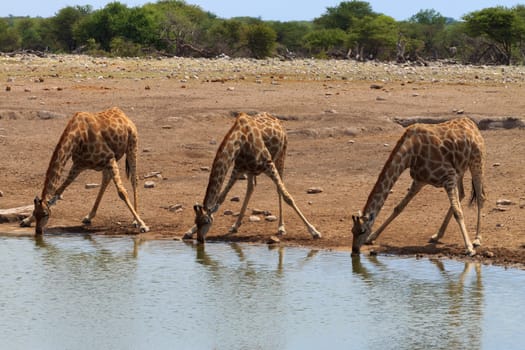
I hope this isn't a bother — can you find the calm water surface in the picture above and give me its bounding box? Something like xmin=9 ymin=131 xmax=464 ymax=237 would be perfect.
xmin=0 ymin=235 xmax=524 ymax=350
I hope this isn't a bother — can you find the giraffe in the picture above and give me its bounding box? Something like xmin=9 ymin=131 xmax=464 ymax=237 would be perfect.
xmin=20 ymin=107 xmax=149 ymax=235
xmin=351 ymin=117 xmax=486 ymax=256
xmin=183 ymin=112 xmax=321 ymax=243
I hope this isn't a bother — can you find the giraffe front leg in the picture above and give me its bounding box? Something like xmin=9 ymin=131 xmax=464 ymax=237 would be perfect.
xmin=229 ymin=174 xmax=255 ymax=234
xmin=83 ymin=170 xmax=112 ymax=225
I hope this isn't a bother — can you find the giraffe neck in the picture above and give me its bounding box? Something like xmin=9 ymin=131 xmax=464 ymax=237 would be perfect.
xmin=362 ymin=136 xmax=412 ymax=224
xmin=202 ymin=132 xmax=240 ymax=210
xmin=41 ymin=127 xmax=76 ymax=201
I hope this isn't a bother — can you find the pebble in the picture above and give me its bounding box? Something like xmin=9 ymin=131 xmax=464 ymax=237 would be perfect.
xmin=168 ymin=204 xmax=183 ymax=212
xmin=0 ymin=190 xmax=3 ymax=197
xmin=267 ymin=236 xmax=280 ymax=244
xmin=230 ymin=196 xmax=240 ymax=202
xmin=144 ymin=181 xmax=156 ymax=188
xmin=483 ymin=251 xmax=495 ymax=258
xmin=306 ymin=187 xmax=323 ymax=194
xmin=200 ymin=166 xmax=210 ymax=172
xmin=85 ymin=183 xmax=100 ymax=189
xmin=252 ymin=208 xmax=270 ymax=215
xmin=248 ymin=215 xmax=261 ymax=222
xmin=370 ymin=83 xmax=383 ymax=89
xmin=496 ymin=199 xmax=512 ymax=206
xmin=265 ymin=215 xmax=278 ymax=222
xmin=223 ymin=209 xmax=234 ymax=216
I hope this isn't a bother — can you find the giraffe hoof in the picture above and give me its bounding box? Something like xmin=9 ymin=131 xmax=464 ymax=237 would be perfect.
xmin=466 ymin=249 xmax=476 ymax=257
xmin=82 ymin=217 xmax=92 ymax=225
xmin=429 ymin=235 xmax=439 ymax=243
xmin=139 ymin=225 xmax=150 ymax=233
xmin=473 ymin=239 xmax=481 ymax=247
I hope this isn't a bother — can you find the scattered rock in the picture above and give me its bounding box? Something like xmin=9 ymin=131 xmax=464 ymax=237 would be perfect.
xmin=230 ymin=196 xmax=240 ymax=202
xmin=493 ymin=206 xmax=509 ymax=212
xmin=200 ymin=166 xmax=210 ymax=172
xmin=496 ymin=199 xmax=513 ymax=206
xmin=5 ymin=86 xmax=10 ymax=91
xmin=307 ymin=187 xmax=323 ymax=194
xmin=168 ymin=204 xmax=183 ymax=212
xmin=483 ymin=251 xmax=495 ymax=258
xmin=0 ymin=205 xmax=33 ymax=223
xmin=223 ymin=209 xmax=234 ymax=216
xmin=248 ymin=215 xmax=261 ymax=222
xmin=267 ymin=236 xmax=280 ymax=244
xmin=0 ymin=190 xmax=3 ymax=197
xmin=370 ymin=83 xmax=383 ymax=89
xmin=85 ymin=183 xmax=100 ymax=189
xmin=324 ymin=109 xmax=337 ymax=114
xmin=252 ymin=208 xmax=271 ymax=216
xmin=376 ymin=96 xmax=387 ymax=101
xmin=227 ymin=87 xmax=235 ymax=91
xmin=144 ymin=181 xmax=156 ymax=188
xmin=493 ymin=162 xmax=501 ymax=167
xmin=144 ymin=171 xmax=162 ymax=179
xmin=161 ymin=125 xmax=172 ymax=129
xmin=265 ymin=215 xmax=278 ymax=222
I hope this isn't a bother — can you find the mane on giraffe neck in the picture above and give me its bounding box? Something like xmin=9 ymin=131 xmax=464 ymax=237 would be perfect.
xmin=202 ymin=121 xmax=240 ymax=209
xmin=41 ymin=122 xmax=76 ymax=201
xmin=362 ymin=131 xmax=412 ymax=220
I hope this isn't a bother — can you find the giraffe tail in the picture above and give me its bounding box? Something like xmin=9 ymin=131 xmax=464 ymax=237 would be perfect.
xmin=125 ymin=157 xmax=131 ymax=180
xmin=469 ymin=178 xmax=486 ymax=208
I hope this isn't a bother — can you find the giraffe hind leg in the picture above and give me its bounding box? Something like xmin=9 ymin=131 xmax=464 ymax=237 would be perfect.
xmin=229 ymin=174 xmax=255 ymax=234
xmin=265 ymin=162 xmax=321 ymax=239
xmin=430 ymin=179 xmax=464 ymax=243
xmin=108 ymin=159 xmax=149 ymax=233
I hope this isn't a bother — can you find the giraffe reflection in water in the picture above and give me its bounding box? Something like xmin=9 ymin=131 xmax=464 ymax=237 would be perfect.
xmin=352 ymin=254 xmax=483 ymax=349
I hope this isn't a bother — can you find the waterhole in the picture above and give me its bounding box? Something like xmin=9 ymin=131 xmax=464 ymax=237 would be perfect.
xmin=0 ymin=235 xmax=523 ymax=349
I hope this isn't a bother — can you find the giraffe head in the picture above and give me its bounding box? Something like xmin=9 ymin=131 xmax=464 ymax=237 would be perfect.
xmin=351 ymin=211 xmax=374 ymax=255
xmin=193 ymin=203 xmax=218 ymax=243
xmin=33 ymin=196 xmax=51 ymax=235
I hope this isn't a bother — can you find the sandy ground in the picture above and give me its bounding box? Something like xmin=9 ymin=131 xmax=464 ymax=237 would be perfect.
xmin=1 ymin=55 xmax=525 ymax=268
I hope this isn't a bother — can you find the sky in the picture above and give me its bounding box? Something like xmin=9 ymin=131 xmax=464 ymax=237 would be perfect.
xmin=1 ymin=0 xmax=524 ymax=21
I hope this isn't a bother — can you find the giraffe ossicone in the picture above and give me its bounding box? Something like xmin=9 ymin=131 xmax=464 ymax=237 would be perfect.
xmin=183 ymin=112 xmax=321 ymax=243
xmin=20 ymin=107 xmax=149 ymax=235
xmin=351 ymin=117 xmax=486 ymax=257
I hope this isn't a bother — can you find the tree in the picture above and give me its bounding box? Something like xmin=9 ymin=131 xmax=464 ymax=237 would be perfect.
xmin=463 ymin=6 xmax=523 ymax=64
xmin=246 ymin=23 xmax=277 ymax=58
xmin=314 ymin=1 xmax=375 ymax=30
xmin=407 ymin=9 xmax=447 ymax=59
xmin=0 ymin=18 xmax=20 ymax=51
xmin=51 ymin=5 xmax=91 ymax=51
xmin=302 ymin=28 xmax=347 ymax=56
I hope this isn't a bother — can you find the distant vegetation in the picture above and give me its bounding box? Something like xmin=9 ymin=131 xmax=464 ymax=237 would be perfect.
xmin=2 ymin=0 xmax=525 ymax=65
